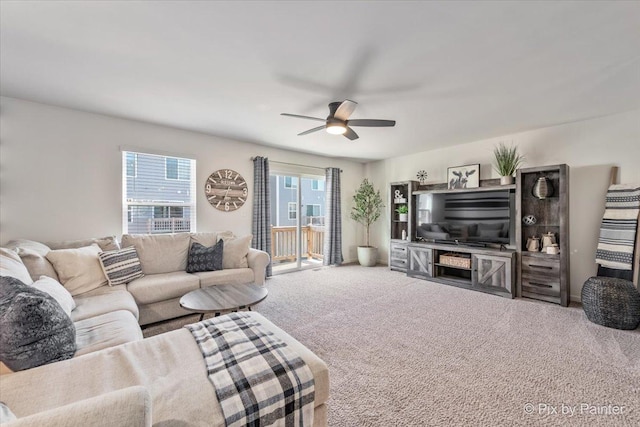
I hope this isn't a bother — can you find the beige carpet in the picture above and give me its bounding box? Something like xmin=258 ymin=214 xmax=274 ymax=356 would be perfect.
xmin=143 ymin=265 xmax=640 ymax=426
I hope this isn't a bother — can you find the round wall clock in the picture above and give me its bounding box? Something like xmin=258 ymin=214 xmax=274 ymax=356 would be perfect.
xmin=205 ymin=169 xmax=248 ymax=212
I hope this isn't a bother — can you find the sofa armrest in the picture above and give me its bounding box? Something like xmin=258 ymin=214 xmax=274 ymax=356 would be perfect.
xmin=247 ymin=248 xmax=270 ymax=285
xmin=6 ymin=386 xmax=151 ymax=427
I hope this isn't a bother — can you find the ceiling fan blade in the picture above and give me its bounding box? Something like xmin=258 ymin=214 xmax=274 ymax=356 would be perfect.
xmin=347 ymin=119 xmax=396 ymax=127
xmin=343 ymin=127 xmax=359 ymax=141
xmin=334 ymin=100 xmax=358 ymax=120
xmin=298 ymin=125 xmax=326 ymax=136
xmin=281 ymin=113 xmax=325 ymax=122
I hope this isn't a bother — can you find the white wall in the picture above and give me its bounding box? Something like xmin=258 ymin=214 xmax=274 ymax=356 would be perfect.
xmin=0 ymin=97 xmax=365 ymax=262
xmin=366 ymin=109 xmax=640 ymax=301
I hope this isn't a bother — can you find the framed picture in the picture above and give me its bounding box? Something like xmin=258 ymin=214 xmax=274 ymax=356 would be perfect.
xmin=447 ymin=164 xmax=480 ymax=189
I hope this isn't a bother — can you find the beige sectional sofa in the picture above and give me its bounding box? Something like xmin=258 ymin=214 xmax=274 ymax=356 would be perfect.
xmin=0 ymin=233 xmax=329 ymax=426
xmin=6 ymin=232 xmax=270 ymax=325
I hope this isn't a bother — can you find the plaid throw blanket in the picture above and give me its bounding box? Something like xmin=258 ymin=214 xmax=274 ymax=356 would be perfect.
xmin=595 ymin=184 xmax=640 ymax=270
xmin=185 ymin=313 xmax=315 ymax=427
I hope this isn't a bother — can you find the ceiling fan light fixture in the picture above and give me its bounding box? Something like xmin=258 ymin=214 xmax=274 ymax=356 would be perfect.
xmin=326 ymin=123 xmax=347 ymax=135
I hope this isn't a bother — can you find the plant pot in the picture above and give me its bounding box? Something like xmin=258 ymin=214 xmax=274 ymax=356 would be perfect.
xmin=357 ymin=246 xmax=378 ymax=267
xmin=500 ymin=175 xmax=514 ymax=185
xmin=398 ymin=213 xmax=408 ymax=222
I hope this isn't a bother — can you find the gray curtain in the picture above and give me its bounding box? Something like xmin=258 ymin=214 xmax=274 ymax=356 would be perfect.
xmin=252 ymin=156 xmax=272 ymax=277
xmin=323 ymin=167 xmax=343 ymax=265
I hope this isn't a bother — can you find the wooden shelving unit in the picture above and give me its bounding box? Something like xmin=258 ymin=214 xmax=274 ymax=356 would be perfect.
xmin=389 ymin=180 xmax=418 ymax=272
xmin=516 ymin=164 xmax=570 ymax=306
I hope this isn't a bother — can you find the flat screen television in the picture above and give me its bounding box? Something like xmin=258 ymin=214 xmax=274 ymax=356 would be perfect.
xmin=415 ymin=189 xmax=515 ymax=245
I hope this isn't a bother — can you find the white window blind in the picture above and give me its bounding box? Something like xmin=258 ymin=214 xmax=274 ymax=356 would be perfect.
xmin=122 ymin=151 xmax=196 ymax=235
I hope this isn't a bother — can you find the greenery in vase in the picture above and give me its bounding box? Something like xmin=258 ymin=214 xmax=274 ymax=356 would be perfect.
xmin=395 ymin=205 xmax=409 ymax=214
xmin=493 ymin=142 xmax=524 ymax=177
xmin=351 ymin=179 xmax=384 ymax=247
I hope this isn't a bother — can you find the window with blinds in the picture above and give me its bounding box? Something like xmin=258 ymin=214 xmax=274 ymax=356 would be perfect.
xmin=122 ymin=151 xmax=196 ymax=234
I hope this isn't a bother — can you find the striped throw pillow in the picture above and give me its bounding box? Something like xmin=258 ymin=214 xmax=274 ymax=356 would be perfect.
xmin=98 ymin=247 xmax=144 ymax=286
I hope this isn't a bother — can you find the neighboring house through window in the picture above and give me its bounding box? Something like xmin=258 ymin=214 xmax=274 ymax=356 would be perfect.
xmin=126 ymin=152 xmax=137 ymax=177
xmin=123 ymin=150 xmax=196 ymax=234
xmin=306 ymin=204 xmax=321 ymax=216
xmin=165 ymin=157 xmax=190 ymax=180
xmin=284 ymin=176 xmax=297 ymax=189
xmin=311 ymin=179 xmax=324 ymax=191
xmin=288 ymin=202 xmax=297 ymax=220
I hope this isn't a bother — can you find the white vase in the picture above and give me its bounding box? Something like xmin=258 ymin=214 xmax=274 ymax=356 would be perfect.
xmin=398 ymin=213 xmax=408 ymax=222
xmin=500 ymin=176 xmax=514 ymax=185
xmin=357 ymin=246 xmax=378 ymax=267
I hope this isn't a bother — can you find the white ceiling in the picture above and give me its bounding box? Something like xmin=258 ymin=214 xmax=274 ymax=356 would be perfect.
xmin=1 ymin=1 xmax=639 ymax=162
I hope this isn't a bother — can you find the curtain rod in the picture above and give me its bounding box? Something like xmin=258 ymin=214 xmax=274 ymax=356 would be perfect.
xmin=250 ymin=157 xmax=342 ymax=173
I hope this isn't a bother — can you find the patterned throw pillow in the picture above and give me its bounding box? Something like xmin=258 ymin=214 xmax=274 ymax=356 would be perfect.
xmin=0 ymin=276 xmax=76 ymax=371
xmin=186 ymin=240 xmax=224 ymax=273
xmin=98 ymin=247 xmax=144 ymax=286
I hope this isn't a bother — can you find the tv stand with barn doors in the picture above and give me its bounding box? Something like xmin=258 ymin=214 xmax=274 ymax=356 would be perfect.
xmin=406 ymin=242 xmax=516 ymax=298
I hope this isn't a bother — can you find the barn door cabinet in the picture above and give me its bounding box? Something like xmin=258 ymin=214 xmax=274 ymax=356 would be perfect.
xmin=407 ymin=243 xmax=515 ymax=298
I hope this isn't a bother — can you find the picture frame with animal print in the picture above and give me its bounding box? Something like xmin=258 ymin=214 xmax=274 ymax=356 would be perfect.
xmin=447 ymin=164 xmax=480 ymax=189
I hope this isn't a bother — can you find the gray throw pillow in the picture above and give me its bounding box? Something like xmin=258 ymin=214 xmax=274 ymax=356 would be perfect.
xmin=186 ymin=240 xmax=224 ymax=273
xmin=0 ymin=276 xmax=76 ymax=371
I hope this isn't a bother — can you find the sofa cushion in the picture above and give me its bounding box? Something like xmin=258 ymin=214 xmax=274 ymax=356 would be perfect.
xmin=30 ymin=276 xmax=76 ymax=317
xmin=75 ymin=310 xmax=143 ymax=357
xmin=194 ymin=268 xmax=255 ymax=288
xmin=0 ymin=276 xmax=76 ymax=371
xmin=221 ymin=235 xmax=252 ymax=269
xmin=127 ymin=271 xmax=199 ymax=305
xmin=187 ymin=240 xmax=224 ymax=273
xmin=98 ymin=246 xmax=145 ymax=286
xmin=121 ymin=233 xmax=190 ymax=275
xmin=189 ymin=232 xmax=219 ymax=248
xmin=5 ymin=239 xmax=51 ymax=256
xmin=47 ymin=236 xmax=120 ymax=252
xmin=71 ymin=285 xmax=139 ymax=322
xmin=0 ymin=248 xmax=33 ymax=285
xmin=46 ymin=244 xmax=108 ymax=296
xmin=15 ymin=247 xmax=60 ymax=282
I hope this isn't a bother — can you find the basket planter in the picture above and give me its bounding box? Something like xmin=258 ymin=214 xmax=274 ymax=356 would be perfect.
xmin=439 ymin=253 xmax=472 ymax=269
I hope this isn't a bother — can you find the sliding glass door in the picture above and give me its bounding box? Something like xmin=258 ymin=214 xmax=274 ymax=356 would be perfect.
xmin=270 ymin=173 xmax=326 ymax=274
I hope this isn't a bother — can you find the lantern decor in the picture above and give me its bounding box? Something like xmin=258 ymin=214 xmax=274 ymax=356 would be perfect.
xmin=532 ymin=176 xmax=554 ymax=199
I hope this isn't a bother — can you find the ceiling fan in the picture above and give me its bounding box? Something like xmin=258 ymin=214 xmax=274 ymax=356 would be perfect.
xmin=281 ymin=100 xmax=396 ymax=141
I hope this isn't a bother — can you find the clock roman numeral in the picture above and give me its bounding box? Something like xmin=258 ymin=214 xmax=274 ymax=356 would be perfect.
xmin=233 ymin=202 xmax=238 ymax=209
xmin=238 ymin=197 xmax=245 ymax=203
xmin=239 ymin=181 xmax=246 ymax=186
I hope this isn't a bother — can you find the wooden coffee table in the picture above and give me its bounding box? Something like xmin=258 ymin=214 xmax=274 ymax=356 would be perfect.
xmin=179 ymin=283 xmax=268 ymax=321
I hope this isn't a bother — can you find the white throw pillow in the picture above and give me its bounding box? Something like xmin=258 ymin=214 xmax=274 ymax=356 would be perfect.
xmin=46 ymin=244 xmax=108 ymax=296
xmin=30 ymin=275 xmax=76 ymax=317
xmin=0 ymin=247 xmax=33 ymax=285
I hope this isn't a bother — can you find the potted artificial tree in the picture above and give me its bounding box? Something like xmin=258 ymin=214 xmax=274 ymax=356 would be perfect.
xmin=351 ymin=179 xmax=384 ymax=267
xmin=493 ymin=142 xmax=524 ymax=185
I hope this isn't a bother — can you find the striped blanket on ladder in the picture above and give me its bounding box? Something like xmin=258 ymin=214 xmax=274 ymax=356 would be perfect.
xmin=185 ymin=312 xmax=315 ymax=427
xmin=595 ymin=184 xmax=640 ymax=271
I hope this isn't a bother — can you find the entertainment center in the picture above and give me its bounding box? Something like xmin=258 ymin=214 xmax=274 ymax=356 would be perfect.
xmin=389 ymin=164 xmax=570 ymax=305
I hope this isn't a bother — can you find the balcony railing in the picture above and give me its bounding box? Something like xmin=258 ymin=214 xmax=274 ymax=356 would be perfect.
xmin=148 ymin=218 xmax=191 ymax=234
xmin=271 ymin=225 xmax=325 ymax=262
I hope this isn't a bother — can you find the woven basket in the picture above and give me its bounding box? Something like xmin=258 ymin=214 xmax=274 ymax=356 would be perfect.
xmin=581 ymin=276 xmax=640 ymax=330
xmin=439 ymin=253 xmax=471 ymax=269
